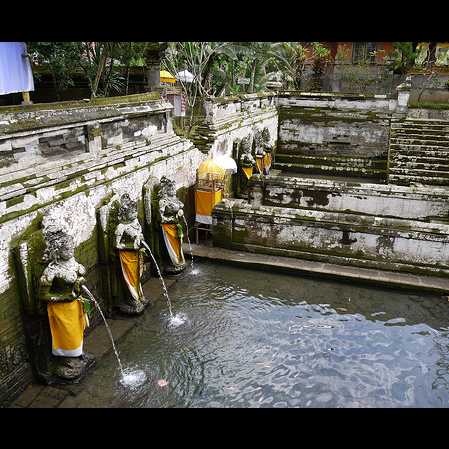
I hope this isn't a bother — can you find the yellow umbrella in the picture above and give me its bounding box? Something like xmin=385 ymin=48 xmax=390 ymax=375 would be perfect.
xmin=197 ymin=159 xmax=226 ymax=180
xmin=160 ymin=70 xmax=176 ymax=84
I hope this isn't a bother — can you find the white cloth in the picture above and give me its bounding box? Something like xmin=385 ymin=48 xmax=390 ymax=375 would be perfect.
xmin=0 ymin=42 xmax=34 ymax=95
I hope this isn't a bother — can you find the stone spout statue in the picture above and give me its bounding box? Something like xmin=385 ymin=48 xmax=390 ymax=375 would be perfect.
xmin=236 ymin=135 xmax=256 ymax=198
xmin=253 ymin=130 xmax=267 ymax=176
xmin=261 ymin=127 xmax=273 ymax=175
xmin=157 ymin=176 xmax=186 ymax=275
xmin=114 ymin=193 xmax=149 ymax=315
xmin=38 ymin=217 xmax=95 ymax=382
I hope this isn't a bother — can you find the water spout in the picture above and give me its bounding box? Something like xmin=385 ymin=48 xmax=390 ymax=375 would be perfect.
xmin=141 ymin=240 xmax=186 ymax=327
xmin=81 ymin=285 xmax=124 ymax=377
xmin=182 ymin=215 xmax=196 ymax=274
xmin=81 ymin=285 xmax=147 ymax=387
xmin=141 ymin=241 xmax=173 ymax=318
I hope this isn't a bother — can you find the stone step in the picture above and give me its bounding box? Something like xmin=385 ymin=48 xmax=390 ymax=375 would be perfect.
xmin=390 ymin=154 xmax=449 ymax=165
xmin=404 ymin=117 xmax=449 ymax=124
xmin=273 ymin=162 xmax=386 ymax=178
xmin=276 ymin=145 xmax=387 ymax=159
xmin=184 ymin=244 xmax=449 ymax=294
xmin=389 ymin=143 xmax=449 ymax=154
xmin=390 ymin=128 xmax=449 ymax=137
xmin=389 ymin=161 xmax=449 ymax=172
xmin=389 ymin=167 xmax=449 ymax=178
xmin=390 ymin=137 xmax=449 ymax=147
xmin=390 ymin=133 xmax=449 ymax=142
xmin=389 ymin=174 xmax=449 ymax=186
xmin=391 ymin=123 xmax=449 ymax=131
xmin=274 ymin=153 xmax=386 ymax=168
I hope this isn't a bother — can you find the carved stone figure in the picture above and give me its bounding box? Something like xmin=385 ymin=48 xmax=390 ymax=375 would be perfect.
xmin=253 ymin=130 xmax=267 ymax=176
xmin=38 ymin=215 xmax=95 ymax=382
xmin=261 ymin=127 xmax=273 ymax=175
xmin=236 ymin=135 xmax=256 ymax=198
xmin=156 ymin=176 xmax=186 ymax=275
xmin=114 ymin=193 xmax=149 ymax=315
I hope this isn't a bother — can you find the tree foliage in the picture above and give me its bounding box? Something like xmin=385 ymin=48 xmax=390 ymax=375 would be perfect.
xmin=27 ymin=41 xmax=149 ymax=99
xmin=389 ymin=42 xmax=416 ymax=75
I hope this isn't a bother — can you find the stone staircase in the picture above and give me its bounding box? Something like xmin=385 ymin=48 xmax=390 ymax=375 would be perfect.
xmin=273 ymin=151 xmax=386 ymax=179
xmin=389 ymin=118 xmax=449 ymax=186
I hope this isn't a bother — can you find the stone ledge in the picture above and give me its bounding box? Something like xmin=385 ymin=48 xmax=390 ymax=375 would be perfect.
xmin=0 ymin=92 xmax=162 ymax=115
xmin=183 ymin=243 xmax=449 ymax=294
xmin=213 ymin=199 xmax=449 ymax=238
xmin=277 ymin=91 xmax=393 ymax=100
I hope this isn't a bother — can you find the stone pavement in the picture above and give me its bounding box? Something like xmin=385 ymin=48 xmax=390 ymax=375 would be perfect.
xmin=10 ymin=277 xmax=177 ymax=408
xmin=183 ymin=243 xmax=449 ymax=295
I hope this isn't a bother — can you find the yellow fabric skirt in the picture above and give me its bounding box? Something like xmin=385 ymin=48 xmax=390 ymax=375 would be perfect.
xmin=264 ymin=153 xmax=272 ymax=173
xmin=242 ymin=166 xmax=253 ymax=179
xmin=48 ymin=300 xmax=86 ymax=357
xmin=119 ymin=249 xmax=144 ymax=302
xmin=162 ymin=223 xmax=184 ymax=266
xmin=256 ymin=156 xmax=264 ymax=175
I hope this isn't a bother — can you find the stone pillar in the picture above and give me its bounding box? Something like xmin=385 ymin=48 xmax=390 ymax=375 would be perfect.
xmin=87 ymin=122 xmax=102 ymax=155
xmin=396 ymin=75 xmax=412 ymax=113
xmin=144 ymin=42 xmax=168 ymax=92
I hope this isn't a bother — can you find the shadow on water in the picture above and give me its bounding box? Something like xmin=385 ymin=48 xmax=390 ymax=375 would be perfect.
xmin=79 ymin=261 xmax=449 ymax=408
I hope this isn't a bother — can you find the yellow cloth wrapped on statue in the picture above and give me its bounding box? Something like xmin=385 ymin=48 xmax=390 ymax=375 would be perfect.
xmin=264 ymin=153 xmax=272 ymax=173
xmin=242 ymin=166 xmax=253 ymax=179
xmin=119 ymin=249 xmax=144 ymax=302
xmin=256 ymin=156 xmax=264 ymax=175
xmin=47 ymin=300 xmax=86 ymax=357
xmin=162 ymin=223 xmax=185 ymax=266
xmin=195 ymin=189 xmax=223 ymax=224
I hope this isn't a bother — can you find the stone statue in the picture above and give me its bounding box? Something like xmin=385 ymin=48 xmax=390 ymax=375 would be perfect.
xmin=114 ymin=193 xmax=149 ymax=315
xmin=157 ymin=176 xmax=186 ymax=275
xmin=253 ymin=130 xmax=267 ymax=176
xmin=236 ymin=135 xmax=256 ymax=198
xmin=38 ymin=215 xmax=95 ymax=382
xmin=261 ymin=127 xmax=273 ymax=175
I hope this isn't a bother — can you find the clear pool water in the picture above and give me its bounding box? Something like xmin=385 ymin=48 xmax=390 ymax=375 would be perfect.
xmin=77 ymin=261 xmax=449 ymax=408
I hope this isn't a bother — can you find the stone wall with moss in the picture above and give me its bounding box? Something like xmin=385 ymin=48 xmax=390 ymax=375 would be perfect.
xmin=249 ymin=175 xmax=449 ymax=221
xmin=275 ymin=92 xmax=402 ymax=180
xmin=212 ymin=198 xmax=449 ymax=277
xmin=0 ymin=93 xmax=205 ymax=405
xmin=189 ymin=92 xmax=278 ymax=158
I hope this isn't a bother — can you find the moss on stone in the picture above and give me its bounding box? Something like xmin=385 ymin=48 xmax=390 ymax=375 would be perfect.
xmin=0 ymin=92 xmax=161 ymax=115
xmin=6 ymin=195 xmax=25 ymax=208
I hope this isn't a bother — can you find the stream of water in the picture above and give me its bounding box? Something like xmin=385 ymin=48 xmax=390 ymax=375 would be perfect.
xmin=141 ymin=240 xmax=185 ymax=327
xmin=182 ymin=215 xmax=196 ymax=274
xmin=81 ymin=285 xmax=148 ymax=388
xmin=81 ymin=285 xmax=124 ymax=376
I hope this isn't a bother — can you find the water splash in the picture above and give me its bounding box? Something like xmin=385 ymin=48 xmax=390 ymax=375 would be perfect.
xmin=120 ymin=368 xmax=147 ymax=389
xmin=141 ymin=241 xmax=174 ymax=318
xmin=81 ymin=285 xmax=124 ymax=378
xmin=168 ymin=312 xmax=187 ymax=328
xmin=182 ymin=215 xmax=195 ymax=273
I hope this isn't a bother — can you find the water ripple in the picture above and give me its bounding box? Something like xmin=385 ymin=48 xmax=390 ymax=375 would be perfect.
xmin=78 ymin=261 xmax=449 ymax=408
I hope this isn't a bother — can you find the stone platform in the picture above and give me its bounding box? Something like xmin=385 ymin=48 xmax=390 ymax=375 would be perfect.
xmin=183 ymin=243 xmax=449 ymax=295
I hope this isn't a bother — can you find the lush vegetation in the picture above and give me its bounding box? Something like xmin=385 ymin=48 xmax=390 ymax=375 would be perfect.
xmin=27 ymin=41 xmax=334 ymax=102
xmin=27 ymin=42 xmax=148 ymax=99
